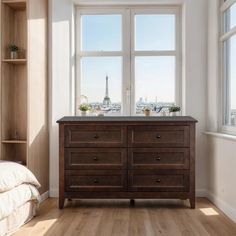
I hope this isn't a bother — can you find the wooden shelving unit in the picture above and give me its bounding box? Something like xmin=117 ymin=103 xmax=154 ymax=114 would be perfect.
xmin=2 ymin=0 xmax=26 ymax=10
xmin=0 ymin=0 xmax=49 ymax=194
xmin=2 ymin=59 xmax=27 ymax=64
xmin=2 ymin=140 xmax=27 ymax=144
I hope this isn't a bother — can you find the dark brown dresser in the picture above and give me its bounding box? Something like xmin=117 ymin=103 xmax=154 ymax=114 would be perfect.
xmin=57 ymin=116 xmax=197 ymax=209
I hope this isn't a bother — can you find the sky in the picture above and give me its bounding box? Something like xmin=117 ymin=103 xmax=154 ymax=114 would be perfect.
xmin=80 ymin=11 xmax=235 ymax=109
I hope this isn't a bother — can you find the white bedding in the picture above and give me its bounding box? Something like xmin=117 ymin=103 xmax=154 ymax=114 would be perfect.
xmin=0 ymin=201 xmax=37 ymax=236
xmin=0 ymin=161 xmax=40 ymax=192
xmin=0 ymin=184 xmax=40 ymax=221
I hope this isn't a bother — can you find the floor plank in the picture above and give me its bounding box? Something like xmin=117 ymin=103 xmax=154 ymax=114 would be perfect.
xmin=13 ymin=198 xmax=236 ymax=236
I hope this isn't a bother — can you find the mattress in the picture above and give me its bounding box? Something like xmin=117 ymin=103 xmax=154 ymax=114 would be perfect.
xmin=0 ymin=201 xmax=37 ymax=236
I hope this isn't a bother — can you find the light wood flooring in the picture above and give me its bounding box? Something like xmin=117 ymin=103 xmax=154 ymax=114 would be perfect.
xmin=14 ymin=198 xmax=236 ymax=236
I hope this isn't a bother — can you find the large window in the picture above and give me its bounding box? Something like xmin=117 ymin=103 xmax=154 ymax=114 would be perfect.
xmin=76 ymin=7 xmax=181 ymax=115
xmin=221 ymin=0 xmax=236 ymax=133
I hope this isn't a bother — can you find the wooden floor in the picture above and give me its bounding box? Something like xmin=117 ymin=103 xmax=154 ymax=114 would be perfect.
xmin=14 ymin=198 xmax=236 ymax=236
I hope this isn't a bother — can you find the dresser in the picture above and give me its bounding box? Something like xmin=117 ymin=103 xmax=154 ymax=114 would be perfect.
xmin=57 ymin=116 xmax=197 ymax=209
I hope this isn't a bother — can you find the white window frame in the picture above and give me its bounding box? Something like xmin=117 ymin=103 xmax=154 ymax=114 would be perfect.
xmin=220 ymin=0 xmax=236 ymax=134
xmin=76 ymin=6 xmax=182 ymax=116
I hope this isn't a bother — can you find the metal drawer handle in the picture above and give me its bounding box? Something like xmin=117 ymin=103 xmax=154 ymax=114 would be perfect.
xmin=156 ymin=179 xmax=161 ymax=183
xmin=93 ymin=157 xmax=98 ymax=161
xmin=93 ymin=134 xmax=99 ymax=139
xmin=93 ymin=178 xmax=99 ymax=184
xmin=155 ymin=157 xmax=161 ymax=161
xmin=156 ymin=134 xmax=161 ymax=139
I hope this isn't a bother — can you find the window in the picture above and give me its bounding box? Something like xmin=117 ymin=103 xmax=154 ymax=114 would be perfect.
xmin=221 ymin=0 xmax=236 ymax=133
xmin=76 ymin=7 xmax=181 ymax=115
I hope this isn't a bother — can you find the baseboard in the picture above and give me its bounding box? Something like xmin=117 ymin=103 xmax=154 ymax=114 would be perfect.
xmin=49 ymin=188 xmax=59 ymax=198
xmin=196 ymin=189 xmax=207 ymax=197
xmin=205 ymin=190 xmax=236 ymax=223
xmin=39 ymin=191 xmax=49 ymax=203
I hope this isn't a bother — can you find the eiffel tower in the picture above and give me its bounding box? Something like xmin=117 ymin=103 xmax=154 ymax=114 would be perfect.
xmin=103 ymin=75 xmax=111 ymax=107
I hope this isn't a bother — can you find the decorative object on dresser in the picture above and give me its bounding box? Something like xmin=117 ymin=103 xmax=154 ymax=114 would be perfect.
xmin=57 ymin=116 xmax=197 ymax=209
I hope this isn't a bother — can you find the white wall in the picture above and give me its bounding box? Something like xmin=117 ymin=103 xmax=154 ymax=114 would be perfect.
xmin=49 ymin=0 xmax=208 ymax=197
xmin=206 ymin=0 xmax=236 ymax=222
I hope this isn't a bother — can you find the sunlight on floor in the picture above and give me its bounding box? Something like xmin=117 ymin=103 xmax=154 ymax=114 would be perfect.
xmin=200 ymin=208 xmax=219 ymax=216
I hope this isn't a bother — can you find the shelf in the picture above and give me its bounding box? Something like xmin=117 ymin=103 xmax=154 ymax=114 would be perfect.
xmin=2 ymin=59 xmax=27 ymax=65
xmin=2 ymin=140 xmax=27 ymax=144
xmin=2 ymin=0 xmax=26 ymax=10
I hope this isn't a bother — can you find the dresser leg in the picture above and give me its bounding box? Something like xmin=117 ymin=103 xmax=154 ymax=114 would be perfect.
xmin=59 ymin=197 xmax=65 ymax=209
xmin=130 ymin=199 xmax=135 ymax=206
xmin=190 ymin=198 xmax=195 ymax=209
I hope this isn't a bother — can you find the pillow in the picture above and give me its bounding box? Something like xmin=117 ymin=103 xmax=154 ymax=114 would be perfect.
xmin=0 ymin=161 xmax=41 ymax=192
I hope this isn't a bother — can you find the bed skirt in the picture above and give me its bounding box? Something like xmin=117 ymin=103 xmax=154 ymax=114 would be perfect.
xmin=0 ymin=201 xmax=37 ymax=236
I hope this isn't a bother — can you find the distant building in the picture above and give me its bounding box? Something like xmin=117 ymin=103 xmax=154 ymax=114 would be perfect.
xmin=103 ymin=75 xmax=111 ymax=107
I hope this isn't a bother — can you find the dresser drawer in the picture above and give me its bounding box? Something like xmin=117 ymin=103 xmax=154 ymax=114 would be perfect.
xmin=128 ymin=170 xmax=189 ymax=192
xmin=128 ymin=126 xmax=189 ymax=147
xmin=128 ymin=148 xmax=189 ymax=169
xmin=65 ymin=148 xmax=127 ymax=170
xmin=65 ymin=125 xmax=126 ymax=147
xmin=65 ymin=170 xmax=127 ymax=192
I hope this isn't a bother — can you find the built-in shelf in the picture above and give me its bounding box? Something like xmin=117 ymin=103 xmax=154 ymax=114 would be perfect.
xmin=2 ymin=140 xmax=27 ymax=144
xmin=2 ymin=0 xmax=26 ymax=10
xmin=2 ymin=59 xmax=27 ymax=65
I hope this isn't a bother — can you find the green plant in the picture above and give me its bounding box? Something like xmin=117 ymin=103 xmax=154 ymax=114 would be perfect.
xmin=169 ymin=106 xmax=181 ymax=113
xmin=143 ymin=107 xmax=151 ymax=112
xmin=8 ymin=44 xmax=19 ymax=52
xmin=79 ymin=104 xmax=90 ymax=111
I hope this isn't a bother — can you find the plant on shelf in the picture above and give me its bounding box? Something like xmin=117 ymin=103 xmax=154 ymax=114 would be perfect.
xmin=8 ymin=43 xmax=19 ymax=59
xmin=169 ymin=106 xmax=181 ymax=116
xmin=79 ymin=104 xmax=90 ymax=116
xmin=143 ymin=107 xmax=151 ymax=117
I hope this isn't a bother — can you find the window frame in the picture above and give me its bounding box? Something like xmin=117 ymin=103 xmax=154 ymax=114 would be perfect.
xmin=76 ymin=6 xmax=182 ymax=116
xmin=220 ymin=0 xmax=236 ymax=135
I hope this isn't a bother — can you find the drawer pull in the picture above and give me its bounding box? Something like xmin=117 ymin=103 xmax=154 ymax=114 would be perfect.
xmin=155 ymin=157 xmax=161 ymax=161
xmin=156 ymin=134 xmax=161 ymax=139
xmin=93 ymin=178 xmax=99 ymax=184
xmin=93 ymin=157 xmax=98 ymax=161
xmin=93 ymin=134 xmax=99 ymax=139
xmin=156 ymin=179 xmax=161 ymax=183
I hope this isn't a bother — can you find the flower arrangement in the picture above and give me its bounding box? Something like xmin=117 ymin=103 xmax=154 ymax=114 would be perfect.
xmin=169 ymin=106 xmax=181 ymax=113
xmin=169 ymin=106 xmax=181 ymax=116
xmin=8 ymin=44 xmax=19 ymax=59
xmin=8 ymin=44 xmax=19 ymax=52
xmin=143 ymin=107 xmax=151 ymax=116
xmin=79 ymin=104 xmax=90 ymax=112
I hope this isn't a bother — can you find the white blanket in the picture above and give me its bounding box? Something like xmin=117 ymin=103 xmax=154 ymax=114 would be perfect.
xmin=0 ymin=161 xmax=40 ymax=192
xmin=0 ymin=184 xmax=40 ymax=221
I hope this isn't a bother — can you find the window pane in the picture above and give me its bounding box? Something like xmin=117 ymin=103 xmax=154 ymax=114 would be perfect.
xmin=81 ymin=15 xmax=122 ymax=51
xmin=135 ymin=56 xmax=175 ymax=114
xmin=135 ymin=14 xmax=175 ymax=51
xmin=224 ymin=35 xmax=236 ymax=126
xmin=80 ymin=57 xmax=122 ymax=115
xmin=224 ymin=3 xmax=236 ymax=32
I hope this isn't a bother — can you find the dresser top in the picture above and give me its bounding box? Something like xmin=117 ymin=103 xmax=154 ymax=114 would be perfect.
xmin=57 ymin=116 xmax=197 ymax=123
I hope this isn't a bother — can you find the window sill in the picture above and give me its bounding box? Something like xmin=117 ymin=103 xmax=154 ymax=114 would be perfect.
xmin=204 ymin=131 xmax=236 ymax=142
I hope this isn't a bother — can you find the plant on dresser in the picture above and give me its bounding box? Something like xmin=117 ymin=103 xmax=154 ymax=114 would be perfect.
xmin=57 ymin=116 xmax=197 ymax=209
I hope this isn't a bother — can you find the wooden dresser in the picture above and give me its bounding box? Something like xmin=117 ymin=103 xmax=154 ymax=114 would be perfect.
xmin=57 ymin=116 xmax=197 ymax=209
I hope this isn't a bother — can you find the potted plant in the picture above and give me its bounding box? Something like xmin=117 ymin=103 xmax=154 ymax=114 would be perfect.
xmin=9 ymin=44 xmax=19 ymax=59
xmin=79 ymin=104 xmax=90 ymax=116
xmin=169 ymin=106 xmax=181 ymax=116
xmin=143 ymin=107 xmax=151 ymax=116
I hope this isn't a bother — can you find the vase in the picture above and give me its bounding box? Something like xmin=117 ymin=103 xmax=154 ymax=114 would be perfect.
xmin=10 ymin=51 xmax=18 ymax=59
xmin=171 ymin=112 xmax=180 ymax=116
xmin=144 ymin=110 xmax=151 ymax=116
xmin=81 ymin=111 xmax=87 ymax=116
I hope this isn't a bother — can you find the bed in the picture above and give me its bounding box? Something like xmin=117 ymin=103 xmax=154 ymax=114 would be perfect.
xmin=0 ymin=161 xmax=40 ymax=236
